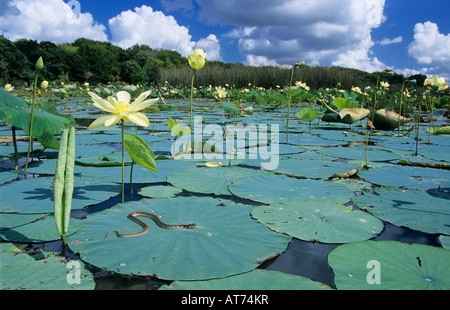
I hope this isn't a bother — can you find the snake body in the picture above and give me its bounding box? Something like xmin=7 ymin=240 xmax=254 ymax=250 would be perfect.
xmin=104 ymin=211 xmax=196 ymax=239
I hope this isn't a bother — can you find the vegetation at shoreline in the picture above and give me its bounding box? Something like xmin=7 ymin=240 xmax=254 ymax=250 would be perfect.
xmin=0 ymin=35 xmax=431 ymax=92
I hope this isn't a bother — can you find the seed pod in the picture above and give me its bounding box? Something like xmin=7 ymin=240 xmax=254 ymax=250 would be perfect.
xmin=35 ymin=57 xmax=44 ymax=71
xmin=53 ymin=126 xmax=75 ymax=238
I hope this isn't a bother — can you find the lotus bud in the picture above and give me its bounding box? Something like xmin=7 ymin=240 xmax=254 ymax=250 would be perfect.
xmin=188 ymin=49 xmax=206 ymax=71
xmin=35 ymin=57 xmax=44 ymax=71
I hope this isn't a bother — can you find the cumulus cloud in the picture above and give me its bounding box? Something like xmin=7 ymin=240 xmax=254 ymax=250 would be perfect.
xmin=0 ymin=0 xmax=107 ymax=43
xmin=196 ymin=0 xmax=387 ymax=72
xmin=109 ymin=5 xmax=221 ymax=60
xmin=408 ymin=22 xmax=450 ymax=73
xmin=379 ymin=36 xmax=403 ymax=46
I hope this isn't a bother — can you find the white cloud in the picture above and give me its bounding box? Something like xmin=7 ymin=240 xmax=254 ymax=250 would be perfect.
xmin=194 ymin=34 xmax=222 ymax=61
xmin=109 ymin=5 xmax=221 ymax=60
xmin=379 ymin=36 xmax=403 ymax=46
xmin=0 ymin=0 xmax=107 ymax=43
xmin=197 ymin=0 xmax=388 ymax=72
xmin=408 ymin=22 xmax=450 ymax=78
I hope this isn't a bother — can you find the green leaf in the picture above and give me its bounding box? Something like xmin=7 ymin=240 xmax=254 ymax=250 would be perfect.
xmin=328 ymin=241 xmax=450 ymax=290
xmin=338 ymin=108 xmax=371 ymax=124
xmin=296 ymin=107 xmax=326 ymax=121
xmin=223 ymin=102 xmax=239 ymax=115
xmin=252 ymin=199 xmax=383 ymax=243
xmin=161 ymin=269 xmax=333 ymax=290
xmin=123 ymin=133 xmax=157 ymax=172
xmin=67 ymin=197 xmax=292 ymax=280
xmin=167 ymin=117 xmax=191 ymax=136
xmin=0 ymin=89 xmax=70 ymax=138
xmin=0 ymin=243 xmax=95 ymax=290
xmin=333 ymin=97 xmax=358 ymax=109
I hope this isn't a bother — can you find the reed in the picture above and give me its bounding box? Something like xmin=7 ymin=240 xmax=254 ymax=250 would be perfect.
xmin=157 ymin=64 xmax=366 ymax=90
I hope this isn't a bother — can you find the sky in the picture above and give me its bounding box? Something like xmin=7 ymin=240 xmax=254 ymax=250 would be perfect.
xmin=0 ymin=0 xmax=449 ymax=79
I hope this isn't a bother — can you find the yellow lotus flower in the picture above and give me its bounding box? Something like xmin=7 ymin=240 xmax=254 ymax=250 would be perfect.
xmin=351 ymin=86 xmax=362 ymax=94
xmin=295 ymin=81 xmax=310 ymax=91
xmin=41 ymin=80 xmax=49 ymax=89
xmin=188 ymin=49 xmax=206 ymax=71
xmin=4 ymin=84 xmax=14 ymax=92
xmin=424 ymin=75 xmax=448 ymax=91
xmin=380 ymin=81 xmax=390 ymax=89
xmin=214 ymin=86 xmax=227 ymax=100
xmin=87 ymin=90 xmax=158 ymax=129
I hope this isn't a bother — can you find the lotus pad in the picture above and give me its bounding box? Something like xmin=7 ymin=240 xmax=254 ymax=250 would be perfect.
xmin=0 ymin=215 xmax=81 ymax=243
xmin=275 ymin=159 xmax=362 ymax=179
xmin=139 ymin=185 xmax=182 ymax=198
xmin=167 ymin=166 xmax=266 ymax=195
xmin=0 ymin=176 xmax=120 ymax=213
xmin=252 ymin=200 xmax=383 ymax=243
xmin=317 ymin=145 xmax=400 ymax=161
xmin=353 ymin=188 xmax=450 ymax=235
xmin=67 ymin=197 xmax=292 ymax=280
xmin=0 ymin=243 xmax=95 ymax=290
xmin=357 ymin=164 xmax=450 ymax=190
xmin=160 ymin=269 xmax=332 ymax=290
xmin=229 ymin=173 xmax=355 ymax=204
xmin=328 ymin=241 xmax=450 ymax=290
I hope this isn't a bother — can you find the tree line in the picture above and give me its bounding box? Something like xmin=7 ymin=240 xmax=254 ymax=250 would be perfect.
xmin=0 ymin=35 xmax=427 ymax=91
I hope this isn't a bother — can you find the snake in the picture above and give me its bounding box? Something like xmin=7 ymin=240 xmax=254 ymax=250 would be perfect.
xmin=103 ymin=211 xmax=196 ymax=239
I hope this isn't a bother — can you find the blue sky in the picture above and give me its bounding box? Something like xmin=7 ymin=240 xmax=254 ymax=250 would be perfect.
xmin=1 ymin=0 xmax=449 ymax=79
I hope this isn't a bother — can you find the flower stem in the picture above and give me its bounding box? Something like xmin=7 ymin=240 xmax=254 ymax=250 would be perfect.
xmin=24 ymin=73 xmax=39 ymax=178
xmin=190 ymin=70 xmax=196 ymax=128
xmin=286 ymin=66 xmax=295 ymax=144
xmin=121 ymin=120 xmax=125 ymax=203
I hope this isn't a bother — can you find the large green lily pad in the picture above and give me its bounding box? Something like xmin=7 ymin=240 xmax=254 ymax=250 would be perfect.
xmin=167 ymin=166 xmax=266 ymax=195
xmin=317 ymin=145 xmax=400 ymax=162
xmin=81 ymin=159 xmax=195 ymax=183
xmin=160 ymin=269 xmax=333 ymax=290
xmin=252 ymin=200 xmax=383 ymax=243
xmin=275 ymin=159 xmax=363 ymax=179
xmin=0 ymin=176 xmax=120 ymax=213
xmin=353 ymin=187 xmax=450 ymax=235
xmin=0 ymin=215 xmax=81 ymax=243
xmin=229 ymin=173 xmax=355 ymax=204
xmin=357 ymin=165 xmax=450 ymax=190
xmin=67 ymin=197 xmax=292 ymax=281
xmin=0 ymin=243 xmax=95 ymax=290
xmin=328 ymin=241 xmax=450 ymax=290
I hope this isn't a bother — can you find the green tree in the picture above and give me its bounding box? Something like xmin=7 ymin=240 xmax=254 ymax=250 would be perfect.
xmin=0 ymin=36 xmax=34 ymax=83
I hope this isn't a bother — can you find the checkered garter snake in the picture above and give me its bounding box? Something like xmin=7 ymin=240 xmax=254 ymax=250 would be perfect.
xmin=103 ymin=211 xmax=196 ymax=239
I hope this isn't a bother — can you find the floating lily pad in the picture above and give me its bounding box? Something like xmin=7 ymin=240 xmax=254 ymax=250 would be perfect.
xmin=67 ymin=197 xmax=291 ymax=281
xmin=82 ymin=159 xmax=195 ymax=184
xmin=0 ymin=176 xmax=120 ymax=213
xmin=317 ymin=145 xmax=400 ymax=162
xmin=139 ymin=185 xmax=182 ymax=198
xmin=0 ymin=213 xmax=50 ymax=230
xmin=0 ymin=169 xmax=18 ymax=184
xmin=439 ymin=235 xmax=450 ymax=249
xmin=229 ymin=173 xmax=355 ymax=204
xmin=328 ymin=241 xmax=450 ymax=290
xmin=353 ymin=187 xmax=450 ymax=235
xmin=275 ymin=159 xmax=362 ymax=179
xmin=167 ymin=166 xmax=265 ymax=195
xmin=357 ymin=164 xmax=450 ymax=190
xmin=0 ymin=243 xmax=95 ymax=290
xmin=0 ymin=215 xmax=81 ymax=243
xmin=252 ymin=200 xmax=383 ymax=243
xmin=160 ymin=269 xmax=332 ymax=290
